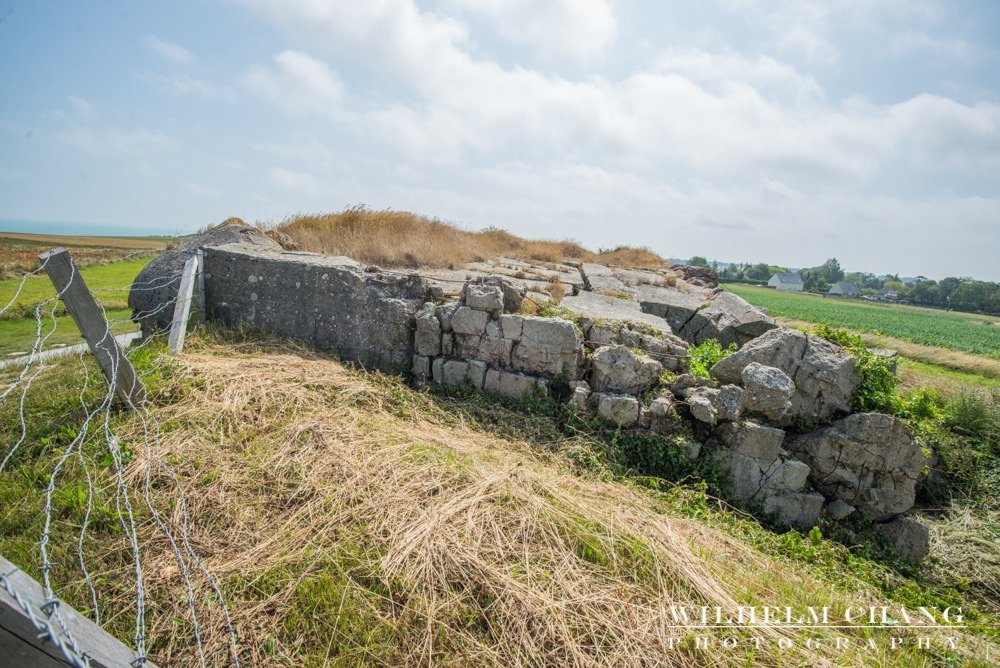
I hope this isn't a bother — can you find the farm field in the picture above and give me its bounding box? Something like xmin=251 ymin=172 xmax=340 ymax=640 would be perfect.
xmin=725 ymin=283 xmax=1000 ymax=359
xmin=0 ymin=232 xmax=162 ymax=357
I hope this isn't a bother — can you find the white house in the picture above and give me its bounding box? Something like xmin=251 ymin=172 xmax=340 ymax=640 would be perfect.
xmin=767 ymin=272 xmax=804 ymax=292
xmin=828 ymin=281 xmax=861 ymax=297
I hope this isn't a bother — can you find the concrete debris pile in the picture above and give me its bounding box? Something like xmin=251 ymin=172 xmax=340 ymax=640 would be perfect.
xmin=129 ymin=220 xmax=930 ymax=561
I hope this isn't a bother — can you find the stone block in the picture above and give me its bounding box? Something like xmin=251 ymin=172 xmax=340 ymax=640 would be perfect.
xmin=596 ymin=393 xmax=640 ymax=427
xmin=464 ymin=284 xmax=505 ymax=313
xmin=484 ymin=369 xmax=547 ymax=399
xmin=451 ymin=306 xmax=490 ymax=336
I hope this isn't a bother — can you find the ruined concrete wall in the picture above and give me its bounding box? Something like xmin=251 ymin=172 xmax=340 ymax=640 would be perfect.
xmin=203 ymin=244 xmax=427 ymax=373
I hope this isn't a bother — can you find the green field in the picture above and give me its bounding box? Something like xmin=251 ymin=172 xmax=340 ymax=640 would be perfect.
xmin=0 ymin=256 xmax=154 ymax=357
xmin=725 ymin=284 xmax=1000 ymax=359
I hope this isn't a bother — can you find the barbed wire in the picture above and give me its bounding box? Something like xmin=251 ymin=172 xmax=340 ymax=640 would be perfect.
xmin=0 ymin=250 xmax=238 ymax=667
xmin=0 ymin=568 xmax=91 ymax=668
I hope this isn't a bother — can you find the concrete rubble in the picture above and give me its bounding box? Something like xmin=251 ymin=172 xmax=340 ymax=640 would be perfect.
xmin=129 ymin=220 xmax=933 ymax=560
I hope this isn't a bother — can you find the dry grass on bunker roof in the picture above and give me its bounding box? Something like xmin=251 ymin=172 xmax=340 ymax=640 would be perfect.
xmin=263 ymin=207 xmax=666 ymax=270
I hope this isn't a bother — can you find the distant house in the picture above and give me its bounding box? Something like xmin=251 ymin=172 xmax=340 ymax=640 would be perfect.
xmin=767 ymin=272 xmax=804 ymax=292
xmin=877 ymin=289 xmax=899 ymax=302
xmin=828 ymin=282 xmax=861 ymax=297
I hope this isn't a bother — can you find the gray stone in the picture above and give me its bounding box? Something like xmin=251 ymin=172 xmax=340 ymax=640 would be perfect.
xmin=414 ymin=303 xmax=442 ymax=356
xmin=435 ymin=302 xmax=460 ymax=332
xmin=715 ymin=451 xmax=762 ymax=501
xmin=464 ymin=284 xmax=505 ymax=314
xmin=711 ymin=327 xmax=859 ymax=426
xmin=868 ymin=347 xmax=899 ymax=374
xmin=468 ymin=360 xmax=488 ymax=389
xmin=740 ymin=362 xmax=794 ymax=422
xmin=687 ymin=393 xmax=717 ymax=425
xmin=451 ymin=306 xmax=490 ymax=336
xmin=484 ymin=369 xmax=547 ymax=399
xmin=825 ymin=499 xmax=856 ymax=520
xmin=648 ymin=396 xmax=678 ymax=434
xmin=431 ymin=357 xmax=446 ymax=383
xmin=510 ymin=316 xmax=583 ymax=378
xmin=130 ymin=219 xmax=283 ymax=333
xmin=441 ymin=332 xmax=454 ymax=356
xmin=560 ymin=290 xmax=677 ymax=337
xmin=874 ymin=516 xmax=930 ymax=562
xmin=670 ymin=373 xmax=713 ymax=396
xmin=570 ymin=384 xmax=591 ymax=411
xmin=762 ymin=458 xmax=810 ymax=492
xmin=714 ymin=421 xmax=784 ymax=463
xmin=596 ymin=393 xmax=640 ymax=427
xmin=590 ymin=345 xmax=662 ymax=396
xmin=412 ymin=354 xmax=431 ymax=380
xmin=788 ymin=413 xmax=927 ymax=520
xmin=521 ymin=317 xmax=581 ymax=348
xmin=714 ymin=385 xmax=744 ymax=422
xmin=467 ymin=276 xmax=524 ymax=313
xmin=636 ymin=285 xmax=708 ymax=334
xmin=763 ymin=492 xmax=825 ymax=530
xmin=442 ymin=360 xmax=471 ymax=386
xmin=499 ymin=314 xmax=523 ymax=340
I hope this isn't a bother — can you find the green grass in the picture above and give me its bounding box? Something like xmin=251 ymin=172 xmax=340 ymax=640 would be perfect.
xmin=0 ymin=256 xmax=153 ymax=357
xmin=725 ymin=284 xmax=1000 ymax=359
xmin=0 ymin=256 xmax=153 ymax=310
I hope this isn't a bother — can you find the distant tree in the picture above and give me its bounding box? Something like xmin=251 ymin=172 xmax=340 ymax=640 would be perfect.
xmin=820 ymin=258 xmax=844 ymax=284
xmin=688 ymin=256 xmax=709 ymax=267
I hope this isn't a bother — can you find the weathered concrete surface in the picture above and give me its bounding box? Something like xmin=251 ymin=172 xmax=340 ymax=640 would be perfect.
xmin=788 ymin=413 xmax=927 ymax=520
xmin=203 ymin=244 xmax=427 ymax=373
xmin=711 ymin=327 xmax=859 ymax=426
xmin=129 ymin=220 xmax=281 ymax=332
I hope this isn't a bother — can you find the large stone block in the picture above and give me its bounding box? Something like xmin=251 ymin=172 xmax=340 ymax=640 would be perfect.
xmin=451 ymin=306 xmax=490 ymax=336
xmin=484 ymin=369 xmax=547 ymax=398
xmin=788 ymin=413 xmax=926 ymax=520
xmin=415 ymin=303 xmax=442 ymax=356
xmin=711 ymin=327 xmax=859 ymax=426
xmin=740 ymin=362 xmax=793 ymax=422
xmin=713 ymin=421 xmax=784 ymax=463
xmin=596 ymin=393 xmax=640 ymax=427
xmin=590 ymin=345 xmax=662 ymax=396
xmin=464 ymin=284 xmax=505 ymax=314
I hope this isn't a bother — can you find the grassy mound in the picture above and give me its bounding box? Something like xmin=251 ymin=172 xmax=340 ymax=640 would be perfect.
xmin=1 ymin=333 xmax=997 ymax=666
xmin=266 ymin=206 xmax=665 ymax=270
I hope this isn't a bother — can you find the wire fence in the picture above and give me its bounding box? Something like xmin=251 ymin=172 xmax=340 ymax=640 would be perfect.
xmin=0 ymin=250 xmax=239 ymax=667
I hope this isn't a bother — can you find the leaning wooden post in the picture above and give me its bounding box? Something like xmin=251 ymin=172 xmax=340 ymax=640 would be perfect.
xmin=39 ymin=248 xmax=146 ymax=406
xmin=167 ymin=251 xmax=199 ymax=354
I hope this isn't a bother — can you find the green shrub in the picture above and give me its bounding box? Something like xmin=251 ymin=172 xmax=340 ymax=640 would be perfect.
xmin=686 ymin=339 xmax=736 ymax=378
xmin=812 ymin=324 xmax=897 ymax=412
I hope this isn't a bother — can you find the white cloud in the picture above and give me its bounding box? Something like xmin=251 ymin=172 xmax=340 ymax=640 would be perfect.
xmin=444 ymin=0 xmax=616 ymax=64
xmin=142 ymin=72 xmax=223 ymax=97
xmin=146 ymin=35 xmax=196 ymax=65
xmin=244 ymin=51 xmax=343 ymax=116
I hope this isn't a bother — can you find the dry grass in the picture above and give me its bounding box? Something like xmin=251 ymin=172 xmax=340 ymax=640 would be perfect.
xmin=262 ymin=207 xmax=665 ymax=270
xmin=96 ymin=340 xmax=986 ymax=666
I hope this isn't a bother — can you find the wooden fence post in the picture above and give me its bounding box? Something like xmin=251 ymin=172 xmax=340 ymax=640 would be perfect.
xmin=39 ymin=248 xmax=146 ymax=406
xmin=167 ymin=252 xmax=199 ymax=355
xmin=194 ymin=248 xmax=205 ymax=324
xmin=1 ymin=554 xmax=157 ymax=667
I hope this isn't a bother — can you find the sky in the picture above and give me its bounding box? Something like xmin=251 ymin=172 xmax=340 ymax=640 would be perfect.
xmin=0 ymin=1 xmax=998 ymax=280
